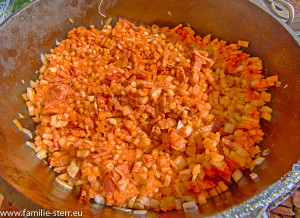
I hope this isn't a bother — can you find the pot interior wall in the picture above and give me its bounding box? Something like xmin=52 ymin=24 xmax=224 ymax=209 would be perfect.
xmin=0 ymin=0 xmax=299 ymax=217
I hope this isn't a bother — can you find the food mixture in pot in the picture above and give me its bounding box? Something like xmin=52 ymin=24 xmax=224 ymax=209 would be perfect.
xmin=22 ymin=19 xmax=278 ymax=212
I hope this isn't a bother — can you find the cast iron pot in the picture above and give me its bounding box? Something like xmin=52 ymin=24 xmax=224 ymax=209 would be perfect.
xmin=0 ymin=0 xmax=299 ymax=217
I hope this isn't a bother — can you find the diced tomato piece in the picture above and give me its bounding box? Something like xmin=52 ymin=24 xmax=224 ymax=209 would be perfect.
xmin=204 ymin=165 xmax=232 ymax=183
xmin=101 ymin=174 xmax=116 ymax=197
xmin=188 ymin=178 xmax=217 ymax=193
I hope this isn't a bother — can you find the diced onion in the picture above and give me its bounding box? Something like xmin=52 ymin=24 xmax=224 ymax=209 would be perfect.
xmin=250 ymin=172 xmax=258 ymax=180
xmin=121 ymin=203 xmax=127 ymax=208
xmin=210 ymin=152 xmax=224 ymax=162
xmin=150 ymin=199 xmax=160 ymax=208
xmin=211 ymin=161 xmax=225 ymax=169
xmin=261 ymin=112 xmax=271 ymax=121
xmin=57 ymin=173 xmax=70 ymax=181
xmin=182 ymin=201 xmax=198 ymax=213
xmin=262 ymin=149 xmax=270 ymax=157
xmin=237 ymin=40 xmax=249 ymax=47
xmin=179 ymin=169 xmax=191 ymax=175
xmin=133 ymin=203 xmax=145 ymax=210
xmin=94 ymin=194 xmax=106 ymax=205
xmin=105 ymin=17 xmax=112 ymax=25
xmin=36 ymin=150 xmax=47 ymax=160
xmin=261 ymin=106 xmax=272 ymax=114
xmin=224 ymin=123 xmax=235 ymax=133
xmin=217 ymin=181 xmax=228 ymax=192
xmin=54 ymin=177 xmax=73 ymax=190
xmin=67 ymin=160 xmax=80 ymax=178
xmin=137 ymin=196 xmax=151 ymax=207
xmin=202 ymin=190 xmax=210 ymax=199
xmin=76 ymin=150 xmax=90 ymax=158
xmin=54 ymin=166 xmax=68 ymax=173
xmin=175 ymin=199 xmax=182 ymax=210
xmin=174 ymin=155 xmax=188 ymax=171
xmin=22 ymin=128 xmax=33 ymax=139
xmin=180 ymin=125 xmax=193 ymax=138
xmin=250 ymin=157 xmax=265 ymax=170
xmin=216 ymin=186 xmax=222 ymax=194
xmin=177 ymin=120 xmax=184 ymax=130
xmin=192 ymin=164 xmax=200 ymax=182
xmin=40 ymin=53 xmax=48 ymax=65
xmin=232 ymin=169 xmax=243 ymax=182
xmin=133 ymin=210 xmax=147 ymax=215
xmin=229 ymin=151 xmax=246 ymax=167
xmin=127 ymin=197 xmax=136 ymax=208
xmin=164 ymin=174 xmax=172 ymax=187
xmin=25 ymin=141 xmax=36 ymax=149
xmin=197 ymin=193 xmax=207 ymax=205
xmin=208 ymin=188 xmax=218 ymax=197
xmin=87 ymin=95 xmax=95 ymax=101
xmin=18 ymin=113 xmax=25 ymax=118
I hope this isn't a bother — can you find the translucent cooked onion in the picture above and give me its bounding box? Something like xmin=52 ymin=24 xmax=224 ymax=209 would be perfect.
xmin=232 ymin=169 xmax=243 ymax=182
xmin=137 ymin=196 xmax=151 ymax=207
xmin=250 ymin=157 xmax=266 ymax=170
xmin=54 ymin=177 xmax=73 ymax=190
xmin=25 ymin=141 xmax=36 ymax=149
xmin=133 ymin=210 xmax=148 ymax=215
xmin=94 ymin=194 xmax=106 ymax=205
xmin=182 ymin=201 xmax=198 ymax=213
xmin=250 ymin=172 xmax=258 ymax=180
xmin=175 ymin=199 xmax=183 ymax=210
xmin=150 ymin=199 xmax=160 ymax=209
xmin=174 ymin=156 xmax=188 ymax=171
